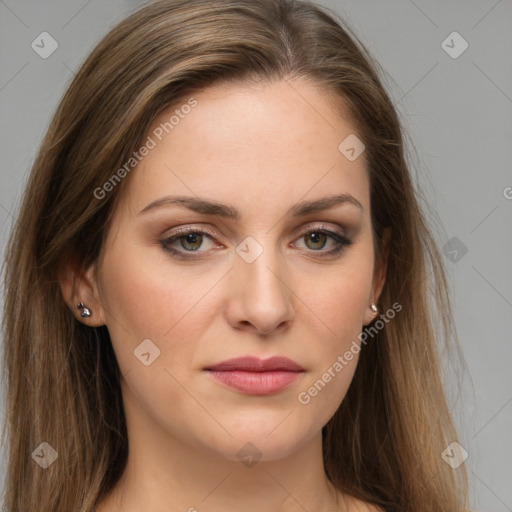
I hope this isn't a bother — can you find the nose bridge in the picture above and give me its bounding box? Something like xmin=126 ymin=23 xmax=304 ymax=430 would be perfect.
xmin=226 ymin=233 xmax=294 ymax=334
xmin=236 ymin=233 xmax=289 ymax=298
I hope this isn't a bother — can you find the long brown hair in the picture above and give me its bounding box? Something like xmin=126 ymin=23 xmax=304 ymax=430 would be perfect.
xmin=1 ymin=0 xmax=469 ymax=510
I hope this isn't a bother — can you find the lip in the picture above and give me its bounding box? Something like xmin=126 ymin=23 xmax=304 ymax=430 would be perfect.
xmin=203 ymin=356 xmax=305 ymax=395
xmin=204 ymin=356 xmax=304 ymax=372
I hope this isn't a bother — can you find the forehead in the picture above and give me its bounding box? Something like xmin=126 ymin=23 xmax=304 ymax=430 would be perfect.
xmin=122 ymin=79 xmax=369 ymax=218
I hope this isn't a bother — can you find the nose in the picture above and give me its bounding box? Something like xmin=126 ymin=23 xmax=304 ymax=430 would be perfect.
xmin=223 ymin=242 xmax=295 ymax=336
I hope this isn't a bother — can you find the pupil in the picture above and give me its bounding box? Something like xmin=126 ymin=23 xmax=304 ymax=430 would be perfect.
xmin=183 ymin=233 xmax=201 ymax=250
xmin=308 ymin=232 xmax=326 ymax=249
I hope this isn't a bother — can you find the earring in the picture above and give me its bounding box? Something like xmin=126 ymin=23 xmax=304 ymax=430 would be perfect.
xmin=77 ymin=302 xmax=91 ymax=318
xmin=370 ymin=303 xmax=378 ymax=314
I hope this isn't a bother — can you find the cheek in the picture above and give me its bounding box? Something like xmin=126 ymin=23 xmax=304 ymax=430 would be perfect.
xmin=297 ymin=262 xmax=373 ymax=344
xmin=294 ymin=291 xmax=364 ymax=430
xmin=296 ymin=356 xmax=358 ymax=431
xmin=292 ymin=261 xmax=372 ymax=413
xmin=96 ymin=248 xmax=218 ymax=437
xmin=96 ymin=242 xmax=226 ymax=383
xmin=98 ymin=241 xmax=221 ymax=337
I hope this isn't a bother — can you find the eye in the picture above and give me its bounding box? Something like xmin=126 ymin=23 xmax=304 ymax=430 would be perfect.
xmin=292 ymin=226 xmax=353 ymax=258
xmin=159 ymin=224 xmax=353 ymax=260
xmin=159 ymin=227 xmax=219 ymax=258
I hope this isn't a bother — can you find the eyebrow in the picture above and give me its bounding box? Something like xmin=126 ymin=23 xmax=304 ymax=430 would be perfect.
xmin=138 ymin=193 xmax=364 ymax=218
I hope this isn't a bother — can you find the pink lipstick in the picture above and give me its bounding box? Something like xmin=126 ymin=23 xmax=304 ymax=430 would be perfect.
xmin=203 ymin=356 xmax=305 ymax=395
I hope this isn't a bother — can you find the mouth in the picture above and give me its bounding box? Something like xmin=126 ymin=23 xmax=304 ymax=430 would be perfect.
xmin=203 ymin=356 xmax=305 ymax=396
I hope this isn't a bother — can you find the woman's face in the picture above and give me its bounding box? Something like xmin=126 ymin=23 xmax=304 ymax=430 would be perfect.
xmin=90 ymin=78 xmax=386 ymax=461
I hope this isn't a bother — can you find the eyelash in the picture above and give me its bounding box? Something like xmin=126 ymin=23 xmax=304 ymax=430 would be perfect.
xmin=159 ymin=225 xmax=353 ymax=260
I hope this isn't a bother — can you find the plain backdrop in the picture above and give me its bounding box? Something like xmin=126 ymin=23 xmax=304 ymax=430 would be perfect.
xmin=0 ymin=1 xmax=511 ymax=510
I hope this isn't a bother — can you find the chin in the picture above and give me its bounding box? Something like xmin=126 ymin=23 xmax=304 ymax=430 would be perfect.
xmin=193 ymin=422 xmax=316 ymax=464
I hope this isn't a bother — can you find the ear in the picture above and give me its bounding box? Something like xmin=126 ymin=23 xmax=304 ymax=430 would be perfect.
xmin=363 ymin=226 xmax=392 ymax=326
xmin=58 ymin=257 xmax=107 ymax=327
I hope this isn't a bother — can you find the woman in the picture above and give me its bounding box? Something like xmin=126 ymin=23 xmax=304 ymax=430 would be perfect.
xmin=1 ymin=0 xmax=469 ymax=510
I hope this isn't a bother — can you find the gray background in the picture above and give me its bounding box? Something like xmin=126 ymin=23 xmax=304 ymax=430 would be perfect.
xmin=1 ymin=1 xmax=511 ymax=510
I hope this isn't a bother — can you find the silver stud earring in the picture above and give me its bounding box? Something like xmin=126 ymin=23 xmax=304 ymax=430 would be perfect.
xmin=370 ymin=303 xmax=378 ymax=314
xmin=77 ymin=302 xmax=91 ymax=318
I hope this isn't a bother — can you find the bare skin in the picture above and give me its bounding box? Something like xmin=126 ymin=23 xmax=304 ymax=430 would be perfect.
xmin=62 ymin=78 xmax=390 ymax=512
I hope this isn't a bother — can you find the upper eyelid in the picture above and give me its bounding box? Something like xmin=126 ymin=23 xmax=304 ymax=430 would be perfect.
xmin=161 ymin=224 xmax=350 ymax=249
xmin=163 ymin=222 xmax=348 ymax=239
